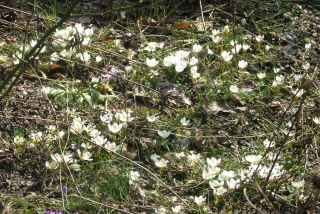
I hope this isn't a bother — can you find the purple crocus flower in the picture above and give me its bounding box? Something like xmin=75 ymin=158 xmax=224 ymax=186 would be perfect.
xmin=62 ymin=185 xmax=68 ymax=194
xmin=100 ymin=68 xmax=119 ymax=82
xmin=46 ymin=210 xmax=62 ymax=214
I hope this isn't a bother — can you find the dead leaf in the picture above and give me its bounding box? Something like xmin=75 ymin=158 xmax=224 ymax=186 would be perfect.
xmin=173 ymin=22 xmax=190 ymax=28
xmin=132 ymin=85 xmax=158 ymax=106
xmin=140 ymin=17 xmax=159 ymax=26
xmin=190 ymin=18 xmax=212 ymax=32
xmin=202 ymin=100 xmax=233 ymax=114
xmin=104 ymin=35 xmax=116 ymax=41
xmin=131 ymin=184 xmax=145 ymax=204
xmin=156 ymin=82 xmax=192 ymax=106
xmin=228 ymin=94 xmax=246 ymax=105
xmin=42 ymin=64 xmax=63 ymax=73
xmin=241 ymin=79 xmax=256 ymax=92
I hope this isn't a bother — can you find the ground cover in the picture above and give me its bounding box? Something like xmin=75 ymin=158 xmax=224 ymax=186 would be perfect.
xmin=0 ymin=0 xmax=320 ymax=213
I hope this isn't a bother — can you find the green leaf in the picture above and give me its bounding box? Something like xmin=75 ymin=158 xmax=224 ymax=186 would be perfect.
xmin=10 ymin=197 xmax=35 ymax=208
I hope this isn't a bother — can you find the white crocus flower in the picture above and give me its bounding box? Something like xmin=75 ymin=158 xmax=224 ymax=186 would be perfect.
xmin=221 ymin=51 xmax=233 ymax=62
xmin=218 ymin=170 xmax=236 ymax=180
xmin=214 ymin=187 xmax=227 ymax=195
xmin=208 ymin=166 xmax=221 ymax=175
xmin=292 ymin=180 xmax=304 ymax=190
xmin=50 ymin=52 xmax=59 ymax=61
xmin=175 ymin=60 xmax=188 ymax=72
xmin=163 ymin=55 xmax=175 ymax=67
xmin=263 ymin=139 xmax=275 ymax=149
xmin=223 ymin=25 xmax=229 ymax=34
xmin=239 ymin=169 xmax=253 ymax=182
xmin=51 ymin=153 xmax=63 ymax=165
xmin=230 ymin=85 xmax=239 ymax=93
xmin=13 ymin=136 xmax=25 ymax=146
xmin=81 ymin=142 xmax=92 ymax=150
xmin=70 ymin=123 xmax=83 ymax=134
xmin=211 ymin=29 xmax=220 ymax=36
xmin=175 ymin=152 xmax=185 ymax=158
xmin=42 ymin=86 xmax=51 ymax=94
xmin=294 ymin=74 xmax=302 ymax=82
xmin=30 ymin=132 xmax=43 ymax=144
xmin=242 ymin=44 xmax=250 ymax=52
xmin=96 ymin=55 xmax=102 ymax=62
xmin=238 ymin=60 xmax=248 ymax=70
xmin=104 ymin=141 xmax=119 ymax=152
xmin=155 ymin=158 xmax=168 ymax=168
xmin=230 ymin=40 xmax=238 ymax=46
xmin=191 ymin=72 xmax=200 ymax=79
xmin=212 ymin=36 xmax=222 ymax=44
xmin=265 ymin=45 xmax=270 ymax=52
xmin=69 ymin=163 xmax=81 ymax=171
xmin=117 ymin=112 xmax=134 ymax=122
xmin=193 ymin=44 xmax=203 ymax=53
xmin=157 ymin=130 xmax=171 ymax=139
xmin=129 ymin=171 xmax=140 ymax=181
xmin=108 ymin=123 xmax=123 ymax=133
xmin=207 ymin=157 xmax=221 ymax=167
xmin=292 ymin=89 xmax=304 ymax=98
xmin=245 ymin=155 xmax=262 ymax=165
xmin=273 ymin=68 xmax=281 ymax=73
xmin=190 ymin=66 xmax=197 ymax=73
xmin=227 ymin=178 xmax=240 ymax=190
xmin=302 ymin=63 xmax=310 ymax=70
xmin=174 ymin=50 xmax=190 ymax=60
xmin=180 ymin=117 xmax=190 ymax=126
xmin=74 ymin=23 xmax=85 ymax=34
xmin=272 ymin=75 xmax=284 ymax=87
xmin=202 ymin=170 xmax=215 ymax=180
xmin=92 ymin=135 xmax=108 ymax=146
xmin=62 ymin=152 xmax=74 ymax=164
xmin=47 ymin=125 xmax=56 ymax=134
xmin=189 ymin=56 xmax=198 ymax=66
xmin=232 ymin=44 xmax=242 ymax=54
xmin=60 ymin=49 xmax=73 ymax=59
xmin=305 ymin=43 xmax=311 ymax=50
xmin=147 ymin=114 xmax=158 ymax=122
xmin=257 ymin=73 xmax=266 ymax=80
xmin=188 ymin=152 xmax=201 ymax=163
xmin=46 ymin=161 xmax=59 ymax=170
xmin=194 ymin=196 xmax=206 ymax=206
xmin=100 ymin=112 xmax=113 ymax=124
xmin=241 ymin=18 xmax=246 ymax=25
xmin=146 ymin=58 xmax=159 ymax=67
xmin=82 ymin=37 xmax=91 ymax=45
xmin=209 ymin=180 xmax=224 ymax=189
xmin=84 ymin=28 xmax=94 ymax=37
xmin=255 ymin=35 xmax=264 ymax=43
xmin=77 ymin=150 xmax=93 ymax=161
xmin=313 ymin=117 xmax=320 ymax=125
xmin=172 ymin=205 xmax=182 ymax=213
xmin=151 ymin=154 xmax=160 ymax=162
xmin=79 ymin=51 xmax=91 ymax=62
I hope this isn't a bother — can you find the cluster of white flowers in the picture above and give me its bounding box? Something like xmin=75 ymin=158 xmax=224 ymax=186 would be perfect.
xmin=49 ymin=23 xmax=101 ymax=64
xmin=100 ymin=110 xmax=135 ymax=134
xmin=272 ymin=75 xmax=285 ymax=87
xmin=44 ymin=111 xmax=135 ymax=171
xmin=150 ymin=154 xmax=168 ymax=168
xmin=46 ymin=151 xmax=81 ymax=171
xmin=244 ymin=153 xmax=285 ymax=180
xmin=128 ymin=170 xmax=140 ymax=184
xmin=159 ymin=44 xmax=208 ymax=79
xmin=144 ymin=42 xmax=165 ymax=52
